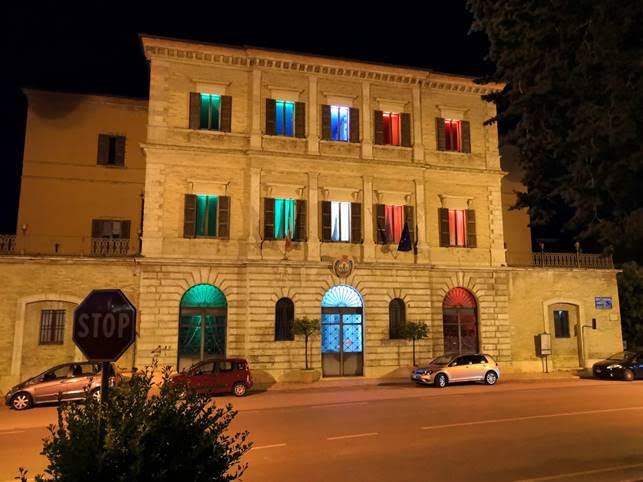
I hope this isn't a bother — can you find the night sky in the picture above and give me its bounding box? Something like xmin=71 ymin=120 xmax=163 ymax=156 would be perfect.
xmin=0 ymin=2 xmax=491 ymax=234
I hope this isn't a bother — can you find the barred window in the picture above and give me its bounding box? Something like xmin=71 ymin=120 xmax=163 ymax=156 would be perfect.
xmin=275 ymin=298 xmax=295 ymax=341
xmin=389 ymin=298 xmax=406 ymax=339
xmin=39 ymin=310 xmax=65 ymax=345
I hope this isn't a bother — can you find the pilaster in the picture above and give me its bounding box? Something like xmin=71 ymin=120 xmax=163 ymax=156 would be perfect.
xmin=247 ymin=167 xmax=262 ymax=259
xmin=308 ymin=77 xmax=319 ymax=155
xmin=412 ymin=84 xmax=424 ymax=162
xmin=362 ymin=175 xmax=375 ymax=260
xmin=250 ymin=68 xmax=262 ymax=149
xmin=307 ymin=172 xmax=320 ymax=260
xmin=361 ymin=81 xmax=373 ymax=159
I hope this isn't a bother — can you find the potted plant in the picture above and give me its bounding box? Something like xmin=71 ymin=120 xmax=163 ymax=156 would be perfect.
xmin=402 ymin=321 xmax=429 ymax=367
xmin=292 ymin=316 xmax=321 ymax=382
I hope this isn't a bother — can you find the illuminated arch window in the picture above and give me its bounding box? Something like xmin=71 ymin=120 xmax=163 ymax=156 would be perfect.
xmin=275 ymin=297 xmax=295 ymax=341
xmin=389 ymin=298 xmax=406 ymax=339
xmin=443 ymin=287 xmax=478 ymax=354
xmin=321 ymin=284 xmax=364 ymax=308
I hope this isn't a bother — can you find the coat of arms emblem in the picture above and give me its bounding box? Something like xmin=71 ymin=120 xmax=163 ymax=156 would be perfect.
xmin=333 ymin=256 xmax=354 ymax=278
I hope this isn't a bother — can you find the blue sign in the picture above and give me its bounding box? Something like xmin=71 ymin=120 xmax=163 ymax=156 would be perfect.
xmin=595 ymin=297 xmax=613 ymax=310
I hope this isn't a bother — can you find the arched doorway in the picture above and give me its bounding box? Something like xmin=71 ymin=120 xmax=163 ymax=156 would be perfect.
xmin=443 ymin=287 xmax=478 ymax=354
xmin=321 ymin=285 xmax=364 ymax=377
xmin=178 ymin=284 xmax=227 ymax=371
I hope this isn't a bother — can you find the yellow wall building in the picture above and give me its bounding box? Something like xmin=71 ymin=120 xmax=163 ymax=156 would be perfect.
xmin=0 ymin=36 xmax=622 ymax=391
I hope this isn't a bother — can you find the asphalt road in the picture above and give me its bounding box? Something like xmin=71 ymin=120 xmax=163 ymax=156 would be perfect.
xmin=1 ymin=378 xmax=642 ymax=482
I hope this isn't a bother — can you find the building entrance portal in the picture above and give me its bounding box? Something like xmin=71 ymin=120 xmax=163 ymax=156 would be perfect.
xmin=321 ymin=285 xmax=364 ymax=377
xmin=443 ymin=287 xmax=478 ymax=354
xmin=178 ymin=284 xmax=227 ymax=371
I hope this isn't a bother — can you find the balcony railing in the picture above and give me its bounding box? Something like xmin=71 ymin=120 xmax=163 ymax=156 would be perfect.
xmin=531 ymin=252 xmax=613 ymax=269
xmin=0 ymin=235 xmax=16 ymax=254
xmin=91 ymin=238 xmax=131 ymax=257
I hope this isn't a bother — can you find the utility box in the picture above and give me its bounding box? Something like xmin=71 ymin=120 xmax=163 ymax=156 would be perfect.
xmin=537 ymin=333 xmax=552 ymax=357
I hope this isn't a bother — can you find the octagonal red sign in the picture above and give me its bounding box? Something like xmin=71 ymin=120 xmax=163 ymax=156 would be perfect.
xmin=73 ymin=289 xmax=137 ymax=362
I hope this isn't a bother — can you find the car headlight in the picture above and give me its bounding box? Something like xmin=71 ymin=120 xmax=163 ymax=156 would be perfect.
xmin=607 ymin=364 xmax=622 ymax=369
xmin=426 ymin=370 xmax=433 ymax=375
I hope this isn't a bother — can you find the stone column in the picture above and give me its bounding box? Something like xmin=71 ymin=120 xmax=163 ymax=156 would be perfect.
xmin=308 ymin=76 xmax=319 ymax=155
xmin=488 ymin=183 xmax=507 ymax=266
xmin=247 ymin=166 xmax=262 ymax=259
xmin=412 ymin=84 xmax=424 ymax=162
xmin=307 ymin=172 xmax=320 ymax=260
xmin=362 ymin=175 xmax=375 ymax=261
xmin=361 ymin=81 xmax=373 ymax=159
xmin=414 ymin=179 xmax=430 ymax=263
xmin=250 ymin=68 xmax=262 ymax=150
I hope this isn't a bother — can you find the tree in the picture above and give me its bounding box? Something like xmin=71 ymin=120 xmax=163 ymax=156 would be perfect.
xmin=293 ymin=316 xmax=320 ymax=370
xmin=467 ymin=0 xmax=643 ymax=262
xmin=402 ymin=321 xmax=429 ymax=367
xmin=17 ymin=363 xmax=252 ymax=482
xmin=618 ymin=262 xmax=643 ymax=349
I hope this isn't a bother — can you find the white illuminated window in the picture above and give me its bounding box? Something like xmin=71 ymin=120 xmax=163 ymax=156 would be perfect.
xmin=330 ymin=202 xmax=351 ymax=242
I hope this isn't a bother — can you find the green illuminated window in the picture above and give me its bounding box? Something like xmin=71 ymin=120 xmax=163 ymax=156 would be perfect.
xmin=196 ymin=195 xmax=218 ymax=237
xmin=200 ymin=94 xmax=221 ymax=130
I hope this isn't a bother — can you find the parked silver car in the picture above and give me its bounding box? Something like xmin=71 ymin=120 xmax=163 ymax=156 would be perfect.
xmin=411 ymin=354 xmax=500 ymax=387
xmin=4 ymin=362 xmax=116 ymax=410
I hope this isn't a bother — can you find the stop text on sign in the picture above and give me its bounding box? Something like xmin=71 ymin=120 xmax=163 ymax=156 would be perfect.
xmin=75 ymin=312 xmax=132 ymax=339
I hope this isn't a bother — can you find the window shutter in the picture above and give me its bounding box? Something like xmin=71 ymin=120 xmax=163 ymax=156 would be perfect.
xmin=265 ymin=98 xmax=276 ymax=135
xmin=220 ymin=95 xmax=232 ymax=132
xmin=295 ymin=102 xmax=306 ymax=138
xmin=218 ymin=196 xmax=230 ymax=239
xmin=97 ymin=134 xmax=110 ymax=165
xmin=189 ymin=92 xmax=201 ymax=129
xmin=321 ymin=201 xmax=332 ymax=241
xmin=183 ymin=194 xmax=197 ymax=238
xmin=114 ymin=136 xmax=126 ymax=166
xmin=321 ymin=105 xmax=331 ymax=140
xmin=374 ymin=110 xmax=384 ymax=145
xmin=401 ymin=113 xmax=412 ymax=147
xmin=438 ymin=208 xmax=450 ymax=247
xmin=295 ymin=199 xmax=307 ymax=241
xmin=461 ymin=120 xmax=471 ymax=153
xmin=436 ymin=117 xmax=446 ymax=151
xmin=91 ymin=219 xmax=102 ymax=238
xmin=263 ymin=198 xmax=275 ymax=239
xmin=404 ymin=205 xmax=414 ymax=245
xmin=375 ymin=204 xmax=386 ymax=244
xmin=349 ymin=107 xmax=360 ymax=143
xmin=121 ymin=220 xmax=131 ymax=239
xmin=466 ymin=209 xmax=477 ymax=248
xmin=351 ymin=202 xmax=362 ymax=243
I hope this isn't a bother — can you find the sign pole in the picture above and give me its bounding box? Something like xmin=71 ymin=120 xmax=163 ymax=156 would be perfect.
xmin=100 ymin=361 xmax=110 ymax=405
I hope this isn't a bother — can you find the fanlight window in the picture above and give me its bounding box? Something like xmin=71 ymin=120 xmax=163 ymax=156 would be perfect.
xmin=180 ymin=284 xmax=227 ymax=308
xmin=321 ymin=284 xmax=363 ymax=308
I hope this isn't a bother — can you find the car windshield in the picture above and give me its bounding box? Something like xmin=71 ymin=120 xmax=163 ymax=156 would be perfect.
xmin=429 ymin=355 xmax=453 ymax=365
xmin=607 ymin=351 xmax=634 ymax=361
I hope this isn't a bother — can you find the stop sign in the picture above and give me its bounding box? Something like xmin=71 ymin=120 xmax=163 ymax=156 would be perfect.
xmin=73 ymin=289 xmax=137 ymax=362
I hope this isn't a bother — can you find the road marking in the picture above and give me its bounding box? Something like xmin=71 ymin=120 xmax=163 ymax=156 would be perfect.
xmin=327 ymin=432 xmax=378 ymax=441
xmin=313 ymin=402 xmax=368 ymax=409
xmin=514 ymin=462 xmax=643 ymax=481
xmin=0 ymin=430 xmax=25 ymax=435
xmin=251 ymin=443 xmax=287 ymax=451
xmin=421 ymin=405 xmax=643 ymax=430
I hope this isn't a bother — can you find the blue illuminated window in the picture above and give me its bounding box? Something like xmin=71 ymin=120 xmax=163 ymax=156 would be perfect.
xmin=275 ymin=100 xmax=295 ymax=137
xmin=330 ymin=106 xmax=349 ymax=142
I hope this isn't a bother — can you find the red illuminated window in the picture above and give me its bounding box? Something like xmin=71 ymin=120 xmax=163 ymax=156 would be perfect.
xmin=444 ymin=120 xmax=461 ymax=151
xmin=448 ymin=209 xmax=467 ymax=246
xmin=382 ymin=112 xmax=401 ymax=146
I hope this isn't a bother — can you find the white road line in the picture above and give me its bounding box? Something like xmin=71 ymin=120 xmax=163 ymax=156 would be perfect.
xmin=421 ymin=405 xmax=643 ymax=430
xmin=0 ymin=430 xmax=25 ymax=435
xmin=514 ymin=462 xmax=643 ymax=481
xmin=313 ymin=402 xmax=369 ymax=409
xmin=327 ymin=432 xmax=378 ymax=441
xmin=250 ymin=443 xmax=287 ymax=451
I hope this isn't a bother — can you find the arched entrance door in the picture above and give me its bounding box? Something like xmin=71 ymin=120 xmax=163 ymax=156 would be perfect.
xmin=443 ymin=287 xmax=478 ymax=354
xmin=178 ymin=284 xmax=227 ymax=371
xmin=321 ymin=285 xmax=364 ymax=377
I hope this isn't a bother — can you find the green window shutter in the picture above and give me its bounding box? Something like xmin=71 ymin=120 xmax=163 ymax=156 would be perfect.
xmin=466 ymin=209 xmax=477 ymax=248
xmin=263 ymin=198 xmax=275 ymax=240
xmin=295 ymin=199 xmax=307 ymax=241
xmin=438 ymin=208 xmax=450 ymax=247
xmin=321 ymin=105 xmax=331 ymax=140
xmin=295 ymin=102 xmax=306 ymax=138
xmin=321 ymin=201 xmax=332 ymax=241
xmin=461 ymin=120 xmax=471 ymax=153
xmin=375 ymin=204 xmax=386 ymax=244
xmin=121 ymin=221 xmax=131 ymax=239
xmin=351 ymin=202 xmax=362 ymax=244
xmin=404 ymin=205 xmax=414 ymax=245
xmin=91 ymin=219 xmax=102 ymax=237
xmin=265 ymin=98 xmax=276 ymax=135
xmin=97 ymin=134 xmax=110 ymax=165
xmin=436 ymin=117 xmax=446 ymax=151
xmin=114 ymin=136 xmax=126 ymax=166
xmin=189 ymin=92 xmax=201 ymax=130
xmin=183 ymin=194 xmax=197 ymax=238
xmin=349 ymin=107 xmax=360 ymax=143
xmin=401 ymin=113 xmax=412 ymax=147
xmin=220 ymin=95 xmax=232 ymax=132
xmin=374 ymin=110 xmax=384 ymax=145
xmin=218 ymin=196 xmax=230 ymax=239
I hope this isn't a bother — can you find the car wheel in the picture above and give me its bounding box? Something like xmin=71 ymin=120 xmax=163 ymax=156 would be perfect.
xmin=232 ymin=382 xmax=247 ymax=397
xmin=11 ymin=392 xmax=32 ymax=411
xmin=484 ymin=371 xmax=498 ymax=385
xmin=91 ymin=388 xmax=101 ymax=402
xmin=434 ymin=374 xmax=448 ymax=388
xmin=623 ymin=369 xmax=634 ymax=381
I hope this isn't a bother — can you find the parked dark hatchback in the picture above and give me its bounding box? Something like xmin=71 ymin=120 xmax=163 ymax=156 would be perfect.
xmin=172 ymin=358 xmax=253 ymax=397
xmin=593 ymin=351 xmax=643 ymax=381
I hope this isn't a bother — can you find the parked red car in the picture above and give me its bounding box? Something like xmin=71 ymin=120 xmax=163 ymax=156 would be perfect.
xmin=172 ymin=358 xmax=253 ymax=397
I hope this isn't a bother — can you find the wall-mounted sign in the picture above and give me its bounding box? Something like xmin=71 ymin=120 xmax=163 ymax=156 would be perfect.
xmin=595 ymin=297 xmax=613 ymax=310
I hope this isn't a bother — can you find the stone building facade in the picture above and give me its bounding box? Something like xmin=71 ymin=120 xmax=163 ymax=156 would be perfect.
xmin=0 ymin=36 xmax=622 ymax=390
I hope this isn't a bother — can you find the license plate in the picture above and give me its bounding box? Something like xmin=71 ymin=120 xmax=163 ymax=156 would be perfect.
xmin=595 ymin=369 xmax=602 ymax=373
